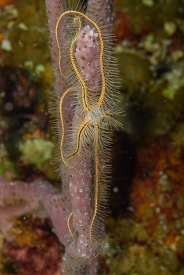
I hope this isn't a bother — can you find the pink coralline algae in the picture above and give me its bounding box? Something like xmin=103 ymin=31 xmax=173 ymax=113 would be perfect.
xmin=3 ymin=218 xmax=62 ymax=275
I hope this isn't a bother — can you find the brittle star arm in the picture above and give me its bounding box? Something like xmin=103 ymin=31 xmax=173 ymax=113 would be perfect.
xmin=59 ymin=89 xmax=90 ymax=169
xmin=55 ymin=11 xmax=106 ymax=110
xmin=90 ymin=124 xmax=101 ymax=246
xmin=67 ymin=212 xmax=76 ymax=238
xmin=56 ymin=14 xmax=90 ymax=112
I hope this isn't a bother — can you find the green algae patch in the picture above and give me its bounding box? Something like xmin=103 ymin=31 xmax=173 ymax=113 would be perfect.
xmin=19 ymin=138 xmax=56 ymax=179
xmin=0 ymin=143 xmax=19 ymax=180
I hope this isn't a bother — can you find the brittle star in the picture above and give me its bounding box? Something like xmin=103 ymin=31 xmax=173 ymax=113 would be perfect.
xmin=56 ymin=11 xmax=118 ymax=246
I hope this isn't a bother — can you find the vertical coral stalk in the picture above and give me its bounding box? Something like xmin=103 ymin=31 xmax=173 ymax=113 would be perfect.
xmin=87 ymin=0 xmax=114 ymax=32
xmin=45 ymin=0 xmax=73 ymax=246
xmin=45 ymin=0 xmax=120 ymax=274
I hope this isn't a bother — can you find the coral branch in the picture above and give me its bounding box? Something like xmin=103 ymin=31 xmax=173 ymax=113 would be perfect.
xmin=0 ymin=177 xmax=68 ymax=245
xmin=87 ymin=0 xmax=114 ymax=32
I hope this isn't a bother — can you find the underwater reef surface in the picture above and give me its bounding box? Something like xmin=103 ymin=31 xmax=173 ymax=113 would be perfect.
xmin=0 ymin=0 xmax=184 ymax=274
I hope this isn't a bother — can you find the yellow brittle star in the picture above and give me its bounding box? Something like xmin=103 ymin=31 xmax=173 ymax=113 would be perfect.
xmin=56 ymin=8 xmax=121 ymax=247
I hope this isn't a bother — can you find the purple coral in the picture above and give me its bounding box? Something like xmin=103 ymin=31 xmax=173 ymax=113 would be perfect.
xmin=75 ymin=26 xmax=100 ymax=92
